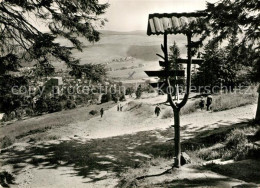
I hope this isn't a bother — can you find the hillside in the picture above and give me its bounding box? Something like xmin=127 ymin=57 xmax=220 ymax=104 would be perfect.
xmin=21 ymin=31 xmax=187 ymax=81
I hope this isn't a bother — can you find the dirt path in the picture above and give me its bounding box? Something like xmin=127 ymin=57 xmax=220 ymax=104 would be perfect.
xmin=1 ymin=101 xmax=257 ymax=188
xmin=50 ymin=101 xmax=256 ymax=140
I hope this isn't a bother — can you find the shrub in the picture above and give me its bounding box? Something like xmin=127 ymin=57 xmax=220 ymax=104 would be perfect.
xmin=119 ymin=93 xmax=126 ymax=101
xmin=2 ymin=114 xmax=8 ymax=122
xmin=162 ymin=108 xmax=173 ymax=119
xmin=222 ymin=129 xmax=248 ymax=160
xmin=101 ymin=93 xmax=112 ymax=103
xmin=9 ymin=111 xmax=16 ymax=120
xmin=15 ymin=108 xmax=23 ymax=120
xmin=1 ymin=136 xmax=14 ymax=149
xmin=195 ymin=148 xmax=222 ymax=160
xmin=225 ymin=129 xmax=248 ymax=150
xmin=35 ymin=98 xmax=48 ymax=113
xmin=161 ymin=100 xmax=200 ymax=119
xmin=48 ymin=100 xmax=63 ymax=113
xmin=180 ymin=100 xmax=200 ymax=115
xmin=75 ymin=96 xmax=84 ymax=105
xmin=25 ymin=108 xmax=34 ymax=116
xmin=66 ymin=100 xmax=76 ymax=109
xmin=212 ymin=92 xmax=257 ymax=112
xmin=89 ymin=110 xmax=98 ymax=115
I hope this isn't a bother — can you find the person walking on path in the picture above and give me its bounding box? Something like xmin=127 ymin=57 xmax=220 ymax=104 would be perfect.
xmin=117 ymin=104 xmax=120 ymax=111
xmin=100 ymin=108 xmax=104 ymax=118
xmin=206 ymin=95 xmax=213 ymax=111
xmin=154 ymin=105 xmax=161 ymax=117
xmin=199 ymin=96 xmax=205 ymax=110
xmin=120 ymin=105 xmax=123 ymax=111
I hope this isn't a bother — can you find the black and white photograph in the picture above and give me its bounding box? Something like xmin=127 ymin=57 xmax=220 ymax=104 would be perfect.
xmin=0 ymin=0 xmax=259 ymax=187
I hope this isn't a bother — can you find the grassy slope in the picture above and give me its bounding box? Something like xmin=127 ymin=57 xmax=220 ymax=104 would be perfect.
xmin=0 ymin=102 xmax=115 ymax=148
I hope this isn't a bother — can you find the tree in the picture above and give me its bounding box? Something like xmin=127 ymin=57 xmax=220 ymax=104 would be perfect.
xmin=193 ymin=37 xmax=250 ymax=92
xmin=0 ymin=0 xmax=109 ymax=113
xmin=70 ymin=63 xmax=107 ymax=82
xmin=168 ymin=42 xmax=184 ymax=99
xmin=194 ymin=41 xmax=224 ymax=92
xmin=206 ymin=0 xmax=260 ymax=121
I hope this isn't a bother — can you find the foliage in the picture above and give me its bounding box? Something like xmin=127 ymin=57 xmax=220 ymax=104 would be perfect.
xmin=0 ymin=0 xmax=109 ymax=114
xmin=89 ymin=110 xmax=98 ymax=115
xmin=206 ymin=0 xmax=259 ymax=45
xmin=35 ymin=97 xmax=48 ymax=114
xmin=0 ymin=75 xmax=28 ymax=113
xmin=48 ymin=99 xmax=63 ymax=113
xmin=1 ymin=136 xmax=14 ymax=149
xmin=101 ymin=93 xmax=112 ymax=103
xmin=69 ymin=63 xmax=107 ymax=82
xmin=205 ymin=0 xmax=260 ymax=121
xmin=66 ymin=99 xmax=76 ymax=109
xmin=25 ymin=108 xmax=34 ymax=116
xmin=162 ymin=100 xmax=200 ymax=118
xmin=0 ymin=0 xmax=109 ymax=68
xmin=225 ymin=129 xmax=248 ymax=150
xmin=169 ymin=41 xmax=182 ymax=71
xmin=212 ymin=91 xmax=257 ymax=112
xmin=192 ymin=38 xmax=252 ymax=91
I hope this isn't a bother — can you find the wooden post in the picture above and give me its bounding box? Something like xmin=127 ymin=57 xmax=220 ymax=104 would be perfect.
xmin=174 ymin=108 xmax=181 ymax=167
xmin=164 ymin=33 xmax=171 ymax=102
xmin=173 ymin=33 xmax=192 ymax=168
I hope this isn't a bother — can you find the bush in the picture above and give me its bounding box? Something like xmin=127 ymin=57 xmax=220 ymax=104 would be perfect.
xmin=15 ymin=108 xmax=23 ymax=120
xmin=119 ymin=93 xmax=126 ymax=101
xmin=212 ymin=92 xmax=257 ymax=112
xmin=2 ymin=114 xmax=8 ymax=122
xmin=101 ymin=93 xmax=112 ymax=103
xmin=1 ymin=136 xmax=14 ymax=149
xmin=66 ymin=100 xmax=76 ymax=109
xmin=180 ymin=100 xmax=200 ymax=115
xmin=9 ymin=111 xmax=16 ymax=120
xmin=35 ymin=98 xmax=48 ymax=113
xmin=25 ymin=108 xmax=34 ymax=116
xmin=75 ymin=96 xmax=84 ymax=105
xmin=48 ymin=100 xmax=63 ymax=113
xmin=225 ymin=129 xmax=248 ymax=150
xmin=89 ymin=110 xmax=98 ymax=115
xmin=161 ymin=100 xmax=200 ymax=119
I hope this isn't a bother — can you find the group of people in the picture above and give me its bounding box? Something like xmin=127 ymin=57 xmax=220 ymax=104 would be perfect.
xmin=199 ymin=95 xmax=213 ymax=111
xmin=100 ymin=95 xmax=213 ymax=119
xmin=153 ymin=95 xmax=213 ymax=117
xmin=117 ymin=104 xmax=123 ymax=111
xmin=100 ymin=103 xmax=124 ymax=118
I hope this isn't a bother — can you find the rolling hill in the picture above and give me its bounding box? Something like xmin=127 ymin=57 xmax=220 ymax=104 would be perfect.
xmin=22 ymin=30 xmax=188 ymax=81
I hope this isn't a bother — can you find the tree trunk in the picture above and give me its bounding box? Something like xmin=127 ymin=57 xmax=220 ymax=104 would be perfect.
xmin=174 ymin=108 xmax=181 ymax=168
xmin=256 ymin=85 xmax=260 ymax=122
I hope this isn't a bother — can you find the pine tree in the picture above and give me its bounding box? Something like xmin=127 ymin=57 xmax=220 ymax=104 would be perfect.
xmin=206 ymin=0 xmax=260 ymax=121
xmin=0 ymin=0 xmax=109 ymax=113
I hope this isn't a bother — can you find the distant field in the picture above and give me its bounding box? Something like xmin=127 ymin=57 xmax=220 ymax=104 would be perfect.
xmin=22 ymin=31 xmax=188 ymax=81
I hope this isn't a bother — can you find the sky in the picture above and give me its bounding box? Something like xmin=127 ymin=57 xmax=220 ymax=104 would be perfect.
xmin=100 ymin=0 xmax=219 ymax=31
